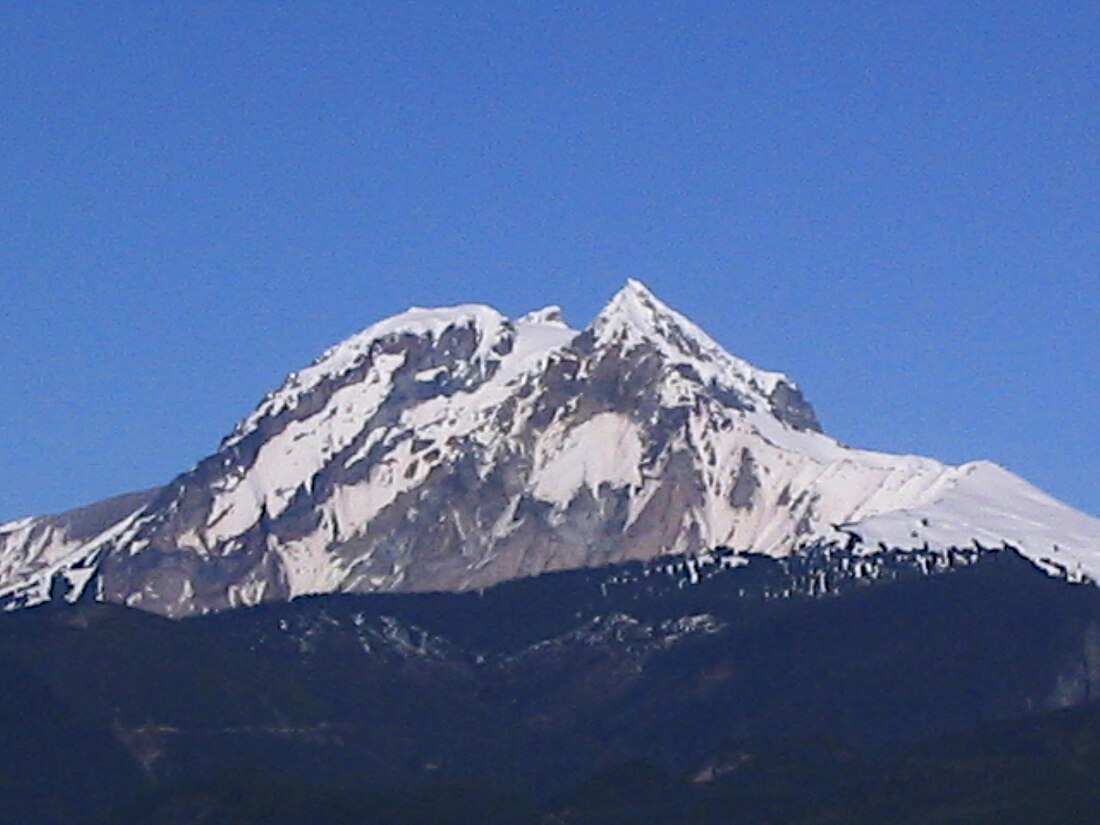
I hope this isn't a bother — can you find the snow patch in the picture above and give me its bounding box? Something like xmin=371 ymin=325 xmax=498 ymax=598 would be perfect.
xmin=532 ymin=413 xmax=644 ymax=503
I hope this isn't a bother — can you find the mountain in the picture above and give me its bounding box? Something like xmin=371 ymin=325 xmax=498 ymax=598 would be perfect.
xmin=2 ymin=280 xmax=1098 ymax=616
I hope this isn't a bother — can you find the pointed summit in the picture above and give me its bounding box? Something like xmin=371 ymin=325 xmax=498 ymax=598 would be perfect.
xmin=592 ymin=278 xmax=675 ymax=338
xmin=592 ymin=278 xmax=739 ymax=359
xmin=591 ymin=278 xmax=706 ymax=353
xmin=590 ymin=279 xmax=791 ymax=399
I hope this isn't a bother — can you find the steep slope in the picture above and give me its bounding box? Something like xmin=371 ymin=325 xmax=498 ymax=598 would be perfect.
xmin=1 ymin=280 xmax=1097 ymax=616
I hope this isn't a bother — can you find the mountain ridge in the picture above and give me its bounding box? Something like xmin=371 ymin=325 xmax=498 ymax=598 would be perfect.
xmin=2 ymin=280 xmax=1097 ymax=616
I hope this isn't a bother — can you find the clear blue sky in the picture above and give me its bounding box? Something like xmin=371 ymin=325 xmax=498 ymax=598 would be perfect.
xmin=1 ymin=2 xmax=1098 ymax=521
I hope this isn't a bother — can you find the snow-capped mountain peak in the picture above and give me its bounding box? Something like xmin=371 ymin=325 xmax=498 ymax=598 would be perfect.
xmin=225 ymin=303 xmax=515 ymax=449
xmin=1 ymin=280 xmax=1097 ymax=617
xmin=592 ymin=279 xmax=800 ymax=416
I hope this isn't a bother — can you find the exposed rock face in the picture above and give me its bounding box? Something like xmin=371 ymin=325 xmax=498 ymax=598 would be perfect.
xmin=2 ymin=280 xmax=1099 ymax=617
xmin=768 ymin=381 xmax=821 ymax=432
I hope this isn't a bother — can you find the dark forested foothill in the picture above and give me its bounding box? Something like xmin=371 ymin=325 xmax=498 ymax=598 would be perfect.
xmin=3 ymin=546 xmax=1100 ymax=824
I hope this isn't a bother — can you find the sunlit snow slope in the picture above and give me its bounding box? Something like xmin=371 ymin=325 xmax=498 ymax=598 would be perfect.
xmin=2 ymin=280 xmax=1097 ymax=616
